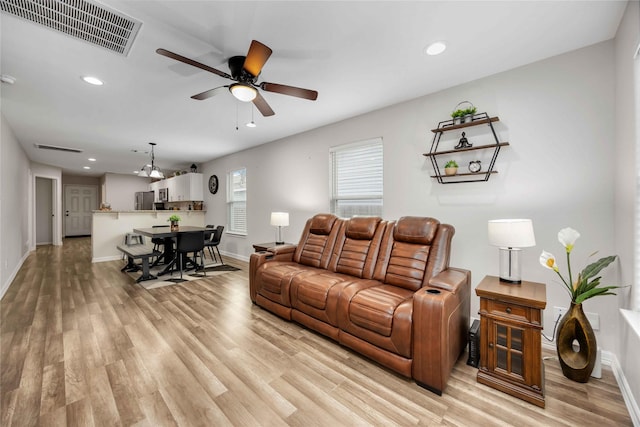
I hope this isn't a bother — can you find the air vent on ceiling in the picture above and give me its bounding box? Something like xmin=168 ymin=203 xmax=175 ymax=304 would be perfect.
xmin=0 ymin=0 xmax=142 ymax=56
xmin=35 ymin=144 xmax=83 ymax=153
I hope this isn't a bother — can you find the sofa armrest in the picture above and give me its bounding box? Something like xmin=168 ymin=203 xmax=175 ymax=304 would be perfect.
xmin=428 ymin=268 xmax=469 ymax=294
xmin=412 ymin=268 xmax=471 ymax=394
xmin=249 ymin=246 xmax=297 ymax=302
xmin=269 ymin=244 xmax=297 ymax=257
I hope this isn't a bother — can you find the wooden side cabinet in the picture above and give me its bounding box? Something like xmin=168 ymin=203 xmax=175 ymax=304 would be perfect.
xmin=476 ymin=275 xmax=547 ymax=407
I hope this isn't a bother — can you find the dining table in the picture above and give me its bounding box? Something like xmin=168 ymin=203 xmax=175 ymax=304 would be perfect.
xmin=133 ymin=226 xmax=208 ymax=276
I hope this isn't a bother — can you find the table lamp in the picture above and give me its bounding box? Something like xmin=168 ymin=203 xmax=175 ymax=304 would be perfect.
xmin=271 ymin=212 xmax=289 ymax=244
xmin=488 ymin=219 xmax=536 ymax=284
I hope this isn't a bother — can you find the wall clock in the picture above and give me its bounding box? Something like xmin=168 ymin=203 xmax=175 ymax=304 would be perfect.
xmin=208 ymin=174 xmax=219 ymax=194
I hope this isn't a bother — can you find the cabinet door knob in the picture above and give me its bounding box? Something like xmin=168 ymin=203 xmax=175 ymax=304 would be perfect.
xmin=506 ymin=307 xmax=512 ymax=314
xmin=489 ymin=342 xmax=494 ymax=348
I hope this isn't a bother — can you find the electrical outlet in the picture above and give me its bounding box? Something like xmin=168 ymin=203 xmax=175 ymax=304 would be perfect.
xmin=552 ymin=306 xmax=599 ymax=331
xmin=553 ymin=306 xmax=567 ymax=321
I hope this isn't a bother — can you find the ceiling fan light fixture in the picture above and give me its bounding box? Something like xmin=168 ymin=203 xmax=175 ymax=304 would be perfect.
xmin=230 ymin=83 xmax=257 ymax=102
xmin=425 ymin=41 xmax=447 ymax=56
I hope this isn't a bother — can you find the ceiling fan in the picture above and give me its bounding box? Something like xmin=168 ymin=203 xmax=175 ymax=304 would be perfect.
xmin=156 ymin=40 xmax=318 ymax=117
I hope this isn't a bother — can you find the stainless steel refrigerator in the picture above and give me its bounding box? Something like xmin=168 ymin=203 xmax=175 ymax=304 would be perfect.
xmin=134 ymin=191 xmax=154 ymax=210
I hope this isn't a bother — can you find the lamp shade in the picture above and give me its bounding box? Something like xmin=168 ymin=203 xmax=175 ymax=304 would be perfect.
xmin=270 ymin=212 xmax=289 ymax=227
xmin=488 ymin=219 xmax=536 ymax=248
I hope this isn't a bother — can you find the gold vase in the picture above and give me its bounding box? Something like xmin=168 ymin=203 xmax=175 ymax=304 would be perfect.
xmin=556 ymin=302 xmax=597 ymax=382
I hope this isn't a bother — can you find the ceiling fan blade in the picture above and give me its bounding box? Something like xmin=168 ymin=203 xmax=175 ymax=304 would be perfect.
xmin=260 ymin=82 xmax=318 ymax=101
xmin=191 ymin=86 xmax=229 ymax=100
xmin=252 ymin=92 xmax=275 ymax=117
xmin=157 ymin=48 xmax=231 ymax=80
xmin=243 ymin=40 xmax=272 ymax=77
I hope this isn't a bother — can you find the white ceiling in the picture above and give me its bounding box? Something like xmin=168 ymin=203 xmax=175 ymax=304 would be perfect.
xmin=0 ymin=1 xmax=628 ymax=177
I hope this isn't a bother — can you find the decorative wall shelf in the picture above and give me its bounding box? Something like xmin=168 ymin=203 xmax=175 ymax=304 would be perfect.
xmin=423 ymin=113 xmax=509 ymax=184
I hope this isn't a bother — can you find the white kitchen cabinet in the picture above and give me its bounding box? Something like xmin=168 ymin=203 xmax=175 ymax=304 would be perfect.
xmin=162 ymin=173 xmax=203 ymax=202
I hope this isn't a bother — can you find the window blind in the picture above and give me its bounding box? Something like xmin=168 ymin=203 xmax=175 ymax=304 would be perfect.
xmin=330 ymin=138 xmax=383 ymax=218
xmin=228 ymin=168 xmax=247 ymax=234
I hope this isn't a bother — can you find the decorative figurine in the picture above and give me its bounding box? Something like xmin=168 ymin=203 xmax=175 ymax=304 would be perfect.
xmin=455 ymin=132 xmax=473 ymax=149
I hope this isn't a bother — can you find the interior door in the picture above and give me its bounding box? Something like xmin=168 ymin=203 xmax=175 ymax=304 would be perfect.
xmin=64 ymin=185 xmax=97 ymax=236
xmin=35 ymin=177 xmax=53 ymax=245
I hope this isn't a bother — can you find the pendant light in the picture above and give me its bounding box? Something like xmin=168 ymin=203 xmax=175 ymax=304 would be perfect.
xmin=138 ymin=142 xmax=164 ymax=179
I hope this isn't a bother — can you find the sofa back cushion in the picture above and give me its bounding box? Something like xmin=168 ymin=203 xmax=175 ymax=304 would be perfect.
xmin=374 ymin=216 xmax=454 ymax=291
xmin=293 ymin=214 xmax=342 ymax=269
xmin=329 ymin=217 xmax=385 ymax=278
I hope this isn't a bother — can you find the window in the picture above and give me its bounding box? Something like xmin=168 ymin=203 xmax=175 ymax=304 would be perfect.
xmin=330 ymin=138 xmax=383 ymax=218
xmin=227 ymin=168 xmax=247 ymax=235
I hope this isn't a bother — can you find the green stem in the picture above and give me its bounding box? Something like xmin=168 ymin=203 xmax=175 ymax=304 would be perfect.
xmin=566 ymin=251 xmax=573 ymax=296
xmin=555 ymin=269 xmax=572 ymax=295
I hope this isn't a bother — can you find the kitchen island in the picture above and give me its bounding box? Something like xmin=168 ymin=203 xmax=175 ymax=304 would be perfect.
xmin=91 ymin=210 xmax=205 ymax=263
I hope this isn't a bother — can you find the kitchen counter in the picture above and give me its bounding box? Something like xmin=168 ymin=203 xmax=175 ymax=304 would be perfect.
xmin=91 ymin=210 xmax=206 ymax=262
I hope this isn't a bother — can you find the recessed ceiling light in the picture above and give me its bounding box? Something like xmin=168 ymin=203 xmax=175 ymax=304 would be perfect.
xmin=246 ymin=121 xmax=256 ymax=128
xmin=425 ymin=41 xmax=447 ymax=56
xmin=82 ymin=76 xmax=104 ymax=85
xmin=88 ymin=158 xmax=96 ymax=162
xmin=83 ymin=166 xmax=91 ymax=169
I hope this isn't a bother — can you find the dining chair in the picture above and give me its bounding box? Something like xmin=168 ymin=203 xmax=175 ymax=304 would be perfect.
xmin=204 ymin=225 xmax=224 ymax=265
xmin=151 ymin=224 xmax=169 ymax=265
xmin=174 ymin=230 xmax=206 ymax=279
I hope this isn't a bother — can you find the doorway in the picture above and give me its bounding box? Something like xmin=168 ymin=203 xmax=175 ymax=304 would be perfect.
xmin=64 ymin=185 xmax=97 ymax=237
xmin=35 ymin=177 xmax=54 ymax=245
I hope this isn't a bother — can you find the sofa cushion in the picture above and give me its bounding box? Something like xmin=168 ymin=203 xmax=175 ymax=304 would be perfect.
xmin=334 ymin=217 xmax=384 ymax=278
xmin=291 ymin=271 xmax=358 ymax=326
xmin=309 ymin=213 xmax=337 ymax=235
xmin=256 ymin=262 xmax=318 ymax=307
xmin=345 ymin=217 xmax=380 ymax=240
xmin=348 ymin=285 xmax=411 ymax=336
xmin=294 ymin=214 xmax=342 ymax=269
xmin=393 ymin=216 xmax=439 ymax=245
xmin=338 ymin=284 xmax=414 ymax=358
xmin=385 ymin=241 xmax=430 ymax=290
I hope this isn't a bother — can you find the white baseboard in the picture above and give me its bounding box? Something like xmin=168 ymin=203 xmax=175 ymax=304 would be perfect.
xmin=221 ymin=250 xmax=249 ymax=263
xmin=1 ymin=250 xmax=31 ymax=300
xmin=609 ymin=353 xmax=640 ymax=426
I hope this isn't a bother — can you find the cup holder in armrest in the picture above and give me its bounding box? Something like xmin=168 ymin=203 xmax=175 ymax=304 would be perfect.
xmin=426 ymin=289 xmax=441 ymax=295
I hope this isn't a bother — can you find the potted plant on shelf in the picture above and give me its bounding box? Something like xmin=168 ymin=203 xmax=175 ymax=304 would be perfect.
xmin=450 ymin=101 xmax=478 ymax=124
xmin=168 ymin=214 xmax=181 ymax=231
xmin=444 ymin=160 xmax=458 ymax=176
xmin=462 ymin=106 xmax=477 ymax=123
xmin=450 ymin=109 xmax=466 ymax=125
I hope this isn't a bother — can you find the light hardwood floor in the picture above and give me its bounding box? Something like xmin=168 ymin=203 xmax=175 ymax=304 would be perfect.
xmin=1 ymin=237 xmax=632 ymax=426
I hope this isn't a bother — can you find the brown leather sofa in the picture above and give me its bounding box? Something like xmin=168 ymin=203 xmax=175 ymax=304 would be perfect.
xmin=249 ymin=214 xmax=470 ymax=395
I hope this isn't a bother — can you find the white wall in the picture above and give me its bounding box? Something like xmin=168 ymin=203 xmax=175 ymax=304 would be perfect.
xmin=614 ymin=0 xmax=640 ymax=416
xmin=204 ymin=41 xmax=624 ymax=354
xmin=0 ymin=113 xmax=31 ymax=298
xmin=104 ymin=172 xmax=152 ymax=211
